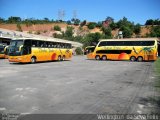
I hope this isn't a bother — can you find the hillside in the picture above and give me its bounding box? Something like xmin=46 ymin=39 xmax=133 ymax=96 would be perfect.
xmin=0 ymin=23 xmax=152 ymax=38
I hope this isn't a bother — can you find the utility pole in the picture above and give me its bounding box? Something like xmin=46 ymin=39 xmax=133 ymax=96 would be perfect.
xmin=73 ymin=10 xmax=77 ymax=19
xmin=58 ymin=10 xmax=65 ymax=21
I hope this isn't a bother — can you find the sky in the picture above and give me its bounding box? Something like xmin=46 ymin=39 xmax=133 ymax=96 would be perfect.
xmin=0 ymin=0 xmax=160 ymax=25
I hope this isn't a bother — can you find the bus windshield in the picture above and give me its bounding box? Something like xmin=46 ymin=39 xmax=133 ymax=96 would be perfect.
xmin=85 ymin=46 xmax=95 ymax=54
xmin=9 ymin=40 xmax=24 ymax=56
xmin=10 ymin=40 xmax=23 ymax=47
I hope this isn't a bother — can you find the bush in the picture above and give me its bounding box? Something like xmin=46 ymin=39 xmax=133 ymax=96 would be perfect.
xmin=75 ymin=47 xmax=83 ymax=55
xmin=149 ymin=26 xmax=160 ymax=37
xmin=87 ymin=22 xmax=97 ymax=29
xmin=16 ymin=23 xmax=22 ymax=32
xmin=53 ymin=25 xmax=61 ymax=31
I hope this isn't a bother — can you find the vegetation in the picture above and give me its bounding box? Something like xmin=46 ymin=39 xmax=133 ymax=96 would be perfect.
xmin=87 ymin=22 xmax=97 ymax=29
xmin=80 ymin=20 xmax=87 ymax=27
xmin=145 ymin=19 xmax=160 ymax=25
xmin=16 ymin=23 xmax=22 ymax=32
xmin=71 ymin=18 xmax=81 ymax=25
xmin=149 ymin=26 xmax=160 ymax=37
xmin=0 ymin=16 xmax=160 ymax=48
xmin=53 ymin=25 xmax=61 ymax=31
xmin=75 ymin=47 xmax=83 ymax=55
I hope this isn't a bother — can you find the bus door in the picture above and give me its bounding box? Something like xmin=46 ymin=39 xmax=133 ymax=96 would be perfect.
xmin=23 ymin=40 xmax=32 ymax=61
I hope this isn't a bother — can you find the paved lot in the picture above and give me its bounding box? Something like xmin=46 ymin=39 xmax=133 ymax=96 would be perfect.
xmin=0 ymin=56 xmax=157 ymax=114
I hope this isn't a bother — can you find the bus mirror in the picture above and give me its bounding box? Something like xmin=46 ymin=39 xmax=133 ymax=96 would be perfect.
xmin=19 ymin=45 xmax=23 ymax=51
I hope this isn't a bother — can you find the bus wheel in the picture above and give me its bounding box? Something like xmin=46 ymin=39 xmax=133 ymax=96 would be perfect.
xmin=95 ymin=55 xmax=100 ymax=60
xmin=31 ymin=57 xmax=36 ymax=63
xmin=137 ymin=56 xmax=143 ymax=62
xmin=62 ymin=55 xmax=65 ymax=61
xmin=130 ymin=56 xmax=136 ymax=62
xmin=58 ymin=56 xmax=61 ymax=61
xmin=102 ymin=55 xmax=107 ymax=60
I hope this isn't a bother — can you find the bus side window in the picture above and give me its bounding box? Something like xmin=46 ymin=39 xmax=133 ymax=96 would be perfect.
xmin=24 ymin=40 xmax=32 ymax=47
xmin=39 ymin=41 xmax=44 ymax=47
xmin=32 ymin=40 xmax=38 ymax=47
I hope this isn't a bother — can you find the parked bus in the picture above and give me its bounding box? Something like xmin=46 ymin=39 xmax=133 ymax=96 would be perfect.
xmin=86 ymin=38 xmax=158 ymax=62
xmin=85 ymin=46 xmax=96 ymax=58
xmin=0 ymin=37 xmax=11 ymax=58
xmin=0 ymin=44 xmax=5 ymax=58
xmin=8 ymin=38 xmax=72 ymax=63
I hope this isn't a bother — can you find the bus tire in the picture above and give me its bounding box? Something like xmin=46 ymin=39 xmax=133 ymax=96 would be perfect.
xmin=31 ymin=56 xmax=36 ymax=63
xmin=62 ymin=55 xmax=65 ymax=61
xmin=95 ymin=55 xmax=100 ymax=60
xmin=102 ymin=55 xmax=107 ymax=60
xmin=137 ymin=56 xmax=143 ymax=62
xmin=130 ymin=56 xmax=136 ymax=62
xmin=58 ymin=55 xmax=61 ymax=61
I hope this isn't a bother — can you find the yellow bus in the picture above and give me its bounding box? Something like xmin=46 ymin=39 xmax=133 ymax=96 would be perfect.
xmin=8 ymin=38 xmax=72 ymax=63
xmin=86 ymin=38 xmax=158 ymax=62
xmin=0 ymin=44 xmax=5 ymax=58
xmin=85 ymin=46 xmax=96 ymax=58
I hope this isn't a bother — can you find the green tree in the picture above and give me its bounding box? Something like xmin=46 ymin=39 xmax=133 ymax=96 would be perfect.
xmin=75 ymin=47 xmax=83 ymax=55
xmin=82 ymin=32 xmax=102 ymax=47
xmin=66 ymin=20 xmax=72 ymax=25
xmin=87 ymin=22 xmax=97 ymax=29
xmin=71 ymin=18 xmax=80 ymax=25
xmin=0 ymin=17 xmax=5 ymax=23
xmin=120 ymin=26 xmax=132 ymax=38
xmin=117 ymin=17 xmax=134 ymax=38
xmin=149 ymin=26 xmax=160 ymax=37
xmin=109 ymin=22 xmax=117 ymax=30
xmin=8 ymin=16 xmax=21 ymax=23
xmin=101 ymin=27 xmax=112 ymax=38
xmin=134 ymin=24 xmax=141 ymax=35
xmin=64 ymin=26 xmax=74 ymax=40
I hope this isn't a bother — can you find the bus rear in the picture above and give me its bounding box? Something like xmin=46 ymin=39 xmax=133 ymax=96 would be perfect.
xmin=85 ymin=46 xmax=96 ymax=59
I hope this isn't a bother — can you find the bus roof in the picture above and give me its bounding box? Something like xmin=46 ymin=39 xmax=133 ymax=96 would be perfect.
xmin=99 ymin=38 xmax=158 ymax=42
xmin=12 ymin=38 xmax=72 ymax=44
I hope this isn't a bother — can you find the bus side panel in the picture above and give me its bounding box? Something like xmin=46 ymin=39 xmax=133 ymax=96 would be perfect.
xmin=66 ymin=49 xmax=72 ymax=60
xmin=0 ymin=54 xmax=5 ymax=58
xmin=87 ymin=53 xmax=95 ymax=59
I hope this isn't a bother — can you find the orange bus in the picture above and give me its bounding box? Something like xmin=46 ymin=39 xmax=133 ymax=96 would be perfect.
xmin=85 ymin=46 xmax=96 ymax=58
xmin=0 ymin=44 xmax=5 ymax=58
xmin=0 ymin=37 xmax=11 ymax=58
xmin=86 ymin=38 xmax=158 ymax=62
xmin=8 ymin=38 xmax=72 ymax=63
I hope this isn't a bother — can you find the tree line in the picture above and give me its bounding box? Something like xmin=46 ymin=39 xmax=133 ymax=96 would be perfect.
xmin=0 ymin=16 xmax=160 ymax=48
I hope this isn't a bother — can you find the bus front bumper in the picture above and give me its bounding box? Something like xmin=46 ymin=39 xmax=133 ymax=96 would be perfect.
xmin=9 ymin=56 xmax=24 ymax=62
xmin=0 ymin=54 xmax=5 ymax=58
